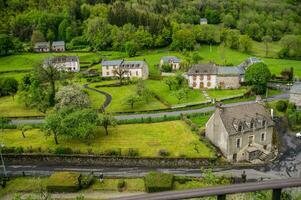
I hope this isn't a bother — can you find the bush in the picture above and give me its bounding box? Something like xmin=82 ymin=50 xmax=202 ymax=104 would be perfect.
xmin=80 ymin=174 xmax=94 ymax=189
xmin=126 ymin=148 xmax=139 ymax=157
xmin=104 ymin=148 xmax=121 ymax=156
xmin=144 ymin=172 xmax=174 ymax=193
xmin=54 ymin=147 xmax=73 ymax=155
xmin=158 ymin=149 xmax=170 ymax=157
xmin=161 ymin=64 xmax=172 ymax=72
xmin=276 ymin=100 xmax=288 ymax=112
xmin=46 ymin=172 xmax=81 ymax=192
xmin=117 ymin=179 xmax=126 ymax=192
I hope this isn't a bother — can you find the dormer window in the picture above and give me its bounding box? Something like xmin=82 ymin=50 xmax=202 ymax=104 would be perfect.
xmin=238 ymin=125 xmax=243 ymax=132
xmin=250 ymin=122 xmax=254 ymax=129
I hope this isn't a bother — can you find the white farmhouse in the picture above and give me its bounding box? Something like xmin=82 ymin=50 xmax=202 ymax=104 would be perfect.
xmin=44 ymin=56 xmax=80 ymax=72
xmin=101 ymin=59 xmax=149 ymax=80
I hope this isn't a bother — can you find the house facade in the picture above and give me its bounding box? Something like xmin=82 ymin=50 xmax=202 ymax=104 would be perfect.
xmin=52 ymin=41 xmax=65 ymax=52
xmin=44 ymin=56 xmax=80 ymax=72
xmin=160 ymin=56 xmax=181 ymax=70
xmin=101 ymin=59 xmax=149 ymax=79
xmin=200 ymin=18 xmax=208 ymax=25
xmin=290 ymin=83 xmax=301 ymax=109
xmin=206 ymin=103 xmax=274 ymax=162
xmin=187 ymin=64 xmax=244 ymax=89
xmin=34 ymin=42 xmax=50 ymax=52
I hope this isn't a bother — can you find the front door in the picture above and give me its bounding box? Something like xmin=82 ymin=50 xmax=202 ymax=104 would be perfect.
xmin=233 ymin=154 xmax=237 ymax=162
xmin=248 ymin=135 xmax=254 ymax=146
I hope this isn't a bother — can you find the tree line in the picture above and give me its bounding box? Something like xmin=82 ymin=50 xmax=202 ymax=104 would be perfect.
xmin=1 ymin=0 xmax=301 ymax=58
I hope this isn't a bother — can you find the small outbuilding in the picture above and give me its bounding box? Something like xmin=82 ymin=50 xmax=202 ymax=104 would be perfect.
xmin=200 ymin=18 xmax=208 ymax=25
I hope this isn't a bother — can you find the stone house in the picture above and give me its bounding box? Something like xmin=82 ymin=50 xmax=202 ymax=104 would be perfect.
xmin=200 ymin=18 xmax=208 ymax=25
xmin=101 ymin=59 xmax=149 ymax=80
xmin=34 ymin=42 xmax=50 ymax=52
xmin=290 ymin=83 xmax=301 ymax=109
xmin=187 ymin=64 xmax=244 ymax=89
xmin=159 ymin=56 xmax=181 ymax=70
xmin=206 ymin=103 xmax=274 ymax=162
xmin=187 ymin=64 xmax=218 ymax=89
xmin=52 ymin=41 xmax=65 ymax=52
xmin=43 ymin=56 xmax=80 ymax=72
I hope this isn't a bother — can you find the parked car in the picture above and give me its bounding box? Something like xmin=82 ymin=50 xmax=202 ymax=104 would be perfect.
xmin=296 ymin=132 xmax=301 ymax=139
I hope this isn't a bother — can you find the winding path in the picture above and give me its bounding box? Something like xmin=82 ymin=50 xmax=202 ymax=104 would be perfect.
xmin=83 ymin=84 xmax=112 ymax=111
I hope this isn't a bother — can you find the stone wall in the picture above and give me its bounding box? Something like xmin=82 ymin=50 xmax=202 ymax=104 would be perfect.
xmin=3 ymin=154 xmax=216 ymax=168
xmin=217 ymin=76 xmax=241 ymax=89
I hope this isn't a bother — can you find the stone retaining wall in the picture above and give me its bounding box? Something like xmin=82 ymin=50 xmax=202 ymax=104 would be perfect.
xmin=3 ymin=154 xmax=216 ymax=168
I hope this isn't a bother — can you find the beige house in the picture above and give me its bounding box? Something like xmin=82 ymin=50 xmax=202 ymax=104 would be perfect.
xmin=206 ymin=103 xmax=274 ymax=162
xmin=34 ymin=42 xmax=50 ymax=52
xmin=159 ymin=56 xmax=181 ymax=70
xmin=101 ymin=59 xmax=149 ymax=80
xmin=290 ymin=83 xmax=301 ymax=109
xmin=43 ymin=56 xmax=80 ymax=72
xmin=187 ymin=64 xmax=244 ymax=89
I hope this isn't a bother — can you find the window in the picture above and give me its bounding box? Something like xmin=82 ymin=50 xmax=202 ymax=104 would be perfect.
xmin=261 ymin=133 xmax=266 ymax=142
xmin=200 ymin=82 xmax=204 ymax=88
xmin=106 ymin=71 xmax=109 ymax=76
xmin=207 ymin=82 xmax=211 ymax=87
xmin=236 ymin=138 xmax=241 ymax=148
xmin=193 ymin=82 xmax=196 ymax=87
xmin=250 ymin=122 xmax=254 ymax=129
xmin=193 ymin=76 xmax=197 ymax=81
xmin=106 ymin=66 xmax=109 ymax=70
xmin=207 ymin=75 xmax=211 ymax=80
xmin=238 ymin=125 xmax=242 ymax=132
xmin=136 ymin=71 xmax=138 ymax=76
xmin=200 ymin=75 xmax=204 ymax=80
xmin=262 ymin=120 xmax=266 ymax=127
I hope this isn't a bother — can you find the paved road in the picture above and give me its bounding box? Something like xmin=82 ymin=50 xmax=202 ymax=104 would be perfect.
xmin=83 ymin=84 xmax=112 ymax=111
xmin=10 ymin=93 xmax=289 ymax=125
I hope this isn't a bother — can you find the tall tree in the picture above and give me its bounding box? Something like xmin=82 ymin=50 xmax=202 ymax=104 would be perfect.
xmin=245 ymin=63 xmax=271 ymax=94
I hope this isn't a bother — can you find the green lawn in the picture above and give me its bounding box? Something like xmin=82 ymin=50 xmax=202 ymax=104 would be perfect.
xmin=206 ymin=88 xmax=247 ymax=100
xmin=0 ymin=121 xmax=215 ymax=158
xmin=92 ymin=178 xmax=145 ymax=192
xmin=89 ymin=82 xmax=167 ymax=112
xmin=0 ymin=96 xmax=44 ymax=117
xmin=189 ymin=114 xmax=212 ymax=128
xmin=145 ymin=80 xmax=207 ymax=105
xmin=84 ymin=89 xmax=106 ymax=110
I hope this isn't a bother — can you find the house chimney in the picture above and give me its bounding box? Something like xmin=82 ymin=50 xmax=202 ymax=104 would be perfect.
xmin=215 ymin=101 xmax=223 ymax=113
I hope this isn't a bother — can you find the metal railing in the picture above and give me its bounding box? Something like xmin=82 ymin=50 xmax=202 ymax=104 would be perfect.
xmin=113 ymin=178 xmax=301 ymax=200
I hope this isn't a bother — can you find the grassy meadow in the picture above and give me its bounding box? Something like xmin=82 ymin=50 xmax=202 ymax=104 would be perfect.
xmin=0 ymin=121 xmax=215 ymax=158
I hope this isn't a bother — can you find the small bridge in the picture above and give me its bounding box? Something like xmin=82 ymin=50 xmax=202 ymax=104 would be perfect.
xmin=113 ymin=178 xmax=301 ymax=200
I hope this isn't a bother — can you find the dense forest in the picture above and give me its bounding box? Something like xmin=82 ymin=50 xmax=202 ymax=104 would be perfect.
xmin=1 ymin=0 xmax=301 ymax=58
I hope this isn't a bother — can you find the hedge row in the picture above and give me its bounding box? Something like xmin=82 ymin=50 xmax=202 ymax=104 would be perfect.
xmin=144 ymin=172 xmax=174 ymax=193
xmin=117 ymin=115 xmax=181 ymax=125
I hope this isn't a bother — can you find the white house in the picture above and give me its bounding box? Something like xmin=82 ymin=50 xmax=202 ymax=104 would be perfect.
xmin=34 ymin=42 xmax=50 ymax=52
xmin=187 ymin=64 xmax=218 ymax=89
xmin=44 ymin=56 xmax=80 ymax=72
xmin=52 ymin=41 xmax=65 ymax=52
xmin=101 ymin=59 xmax=149 ymax=79
xmin=159 ymin=56 xmax=181 ymax=70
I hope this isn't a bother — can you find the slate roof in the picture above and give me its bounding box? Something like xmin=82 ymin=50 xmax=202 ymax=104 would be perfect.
xmin=34 ymin=42 xmax=50 ymax=48
xmin=217 ymin=103 xmax=274 ymax=135
xmin=161 ymin=56 xmax=181 ymax=63
xmin=44 ymin=56 xmax=79 ymax=64
xmin=121 ymin=60 xmax=147 ymax=68
xmin=217 ymin=66 xmax=245 ymax=75
xmin=290 ymin=83 xmax=301 ymax=94
xmin=52 ymin=41 xmax=65 ymax=46
xmin=101 ymin=60 xmax=124 ymax=66
xmin=187 ymin=64 xmax=217 ymax=75
xmin=200 ymin=18 xmax=208 ymax=22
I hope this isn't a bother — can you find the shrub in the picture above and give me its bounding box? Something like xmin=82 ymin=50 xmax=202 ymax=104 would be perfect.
xmin=104 ymin=148 xmax=121 ymax=156
xmin=117 ymin=179 xmax=126 ymax=192
xmin=80 ymin=174 xmax=94 ymax=189
xmin=126 ymin=148 xmax=139 ymax=157
xmin=144 ymin=172 xmax=174 ymax=193
xmin=158 ymin=149 xmax=170 ymax=157
xmin=276 ymin=100 xmax=288 ymax=112
xmin=161 ymin=64 xmax=172 ymax=72
xmin=15 ymin=147 xmax=24 ymax=154
xmin=46 ymin=172 xmax=81 ymax=192
xmin=54 ymin=147 xmax=73 ymax=155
